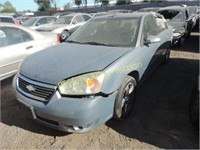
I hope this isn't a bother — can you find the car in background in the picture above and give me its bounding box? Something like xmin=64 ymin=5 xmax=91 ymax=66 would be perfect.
xmin=36 ymin=13 xmax=92 ymax=42
xmin=0 ymin=15 xmax=19 ymax=25
xmin=107 ymin=9 xmax=132 ymax=13
xmin=137 ymin=7 xmax=161 ymax=12
xmin=190 ymin=76 xmax=199 ymax=130
xmin=0 ymin=23 xmax=60 ymax=80
xmin=158 ymin=5 xmax=193 ymax=46
xmin=52 ymin=12 xmax=71 ymax=18
xmin=22 ymin=16 xmax=57 ymax=30
xmin=13 ymin=12 xmax=173 ymax=133
xmin=15 ymin=17 xmax=32 ymax=25
xmin=188 ymin=6 xmax=199 ymax=29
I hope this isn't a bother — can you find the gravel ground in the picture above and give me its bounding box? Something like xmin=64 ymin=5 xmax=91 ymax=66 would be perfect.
xmin=0 ymin=32 xmax=199 ymax=149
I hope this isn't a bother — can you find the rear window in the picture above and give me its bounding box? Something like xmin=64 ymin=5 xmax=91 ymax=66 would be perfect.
xmin=0 ymin=17 xmax=15 ymax=23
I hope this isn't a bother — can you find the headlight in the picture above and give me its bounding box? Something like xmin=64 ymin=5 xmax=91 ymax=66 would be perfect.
xmin=58 ymin=72 xmax=105 ymax=95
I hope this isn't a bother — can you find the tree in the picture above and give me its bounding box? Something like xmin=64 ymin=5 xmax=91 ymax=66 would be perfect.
xmin=74 ymin=0 xmax=82 ymax=7
xmin=34 ymin=0 xmax=51 ymax=11
xmin=116 ymin=0 xmax=131 ymax=5
xmin=0 ymin=1 xmax=16 ymax=13
xmin=64 ymin=2 xmax=71 ymax=10
xmin=51 ymin=0 xmax=60 ymax=10
xmin=94 ymin=0 xmax=109 ymax=6
xmin=101 ymin=0 xmax=109 ymax=6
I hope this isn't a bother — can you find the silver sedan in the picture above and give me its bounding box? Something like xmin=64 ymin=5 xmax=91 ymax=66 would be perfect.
xmin=0 ymin=23 xmax=60 ymax=80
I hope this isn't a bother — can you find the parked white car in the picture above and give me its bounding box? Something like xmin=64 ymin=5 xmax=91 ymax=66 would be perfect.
xmin=36 ymin=13 xmax=92 ymax=41
xmin=22 ymin=16 xmax=57 ymax=30
xmin=0 ymin=23 xmax=60 ymax=80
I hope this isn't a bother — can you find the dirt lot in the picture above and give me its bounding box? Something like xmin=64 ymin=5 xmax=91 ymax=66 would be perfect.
xmin=0 ymin=32 xmax=199 ymax=149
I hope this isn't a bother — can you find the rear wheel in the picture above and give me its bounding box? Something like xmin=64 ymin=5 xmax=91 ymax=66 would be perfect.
xmin=61 ymin=30 xmax=70 ymax=42
xmin=114 ymin=76 xmax=136 ymax=120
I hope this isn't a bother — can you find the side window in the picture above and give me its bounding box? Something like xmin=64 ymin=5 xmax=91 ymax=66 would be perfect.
xmin=82 ymin=15 xmax=91 ymax=21
xmin=47 ymin=17 xmax=56 ymax=23
xmin=0 ymin=27 xmax=23 ymax=46
xmin=143 ymin=16 xmax=158 ymax=36
xmin=73 ymin=15 xmax=84 ymax=23
xmin=20 ymin=29 xmax=33 ymax=42
xmin=172 ymin=12 xmax=184 ymax=21
xmin=37 ymin=18 xmax=48 ymax=25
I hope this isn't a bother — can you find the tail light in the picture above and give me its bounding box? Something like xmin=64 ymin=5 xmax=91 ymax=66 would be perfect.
xmin=57 ymin=34 xmax=60 ymax=43
xmin=15 ymin=20 xmax=20 ymax=25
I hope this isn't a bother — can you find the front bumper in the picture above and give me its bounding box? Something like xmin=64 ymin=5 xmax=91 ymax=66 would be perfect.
xmin=12 ymin=74 xmax=117 ymax=133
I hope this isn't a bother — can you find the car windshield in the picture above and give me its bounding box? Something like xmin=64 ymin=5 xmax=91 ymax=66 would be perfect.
xmin=159 ymin=10 xmax=182 ymax=21
xmin=22 ymin=17 xmax=38 ymax=26
xmin=54 ymin=16 xmax=73 ymax=24
xmin=67 ymin=18 xmax=139 ymax=47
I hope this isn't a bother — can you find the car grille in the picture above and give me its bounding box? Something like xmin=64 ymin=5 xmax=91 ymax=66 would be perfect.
xmin=17 ymin=75 xmax=55 ymax=102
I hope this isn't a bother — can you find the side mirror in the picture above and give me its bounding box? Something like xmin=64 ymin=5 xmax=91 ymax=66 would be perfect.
xmin=144 ymin=35 xmax=161 ymax=45
xmin=72 ymin=21 xmax=77 ymax=24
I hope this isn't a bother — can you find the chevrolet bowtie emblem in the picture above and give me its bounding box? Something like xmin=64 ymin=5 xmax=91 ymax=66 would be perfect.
xmin=26 ymin=85 xmax=36 ymax=92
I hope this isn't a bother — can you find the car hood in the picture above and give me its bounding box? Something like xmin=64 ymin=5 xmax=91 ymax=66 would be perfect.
xmin=20 ymin=43 xmax=131 ymax=85
xmin=37 ymin=24 xmax=67 ymax=31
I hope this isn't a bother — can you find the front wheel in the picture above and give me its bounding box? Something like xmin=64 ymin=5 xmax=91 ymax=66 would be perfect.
xmin=114 ymin=76 xmax=136 ymax=120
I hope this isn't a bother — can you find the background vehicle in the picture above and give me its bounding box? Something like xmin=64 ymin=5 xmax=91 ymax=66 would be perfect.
xmin=158 ymin=5 xmax=193 ymax=46
xmin=0 ymin=15 xmax=18 ymax=25
xmin=37 ymin=13 xmax=92 ymax=42
xmin=190 ymin=76 xmax=199 ymax=130
xmin=52 ymin=12 xmax=71 ymax=18
xmin=137 ymin=7 xmax=161 ymax=12
xmin=0 ymin=23 xmax=60 ymax=80
xmin=13 ymin=12 xmax=173 ymax=133
xmin=22 ymin=16 xmax=57 ymax=30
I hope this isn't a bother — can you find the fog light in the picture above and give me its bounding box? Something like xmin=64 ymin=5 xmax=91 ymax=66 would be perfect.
xmin=72 ymin=126 xmax=83 ymax=131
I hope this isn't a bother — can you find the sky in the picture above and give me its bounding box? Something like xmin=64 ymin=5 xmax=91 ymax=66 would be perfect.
xmin=0 ymin=0 xmax=78 ymax=11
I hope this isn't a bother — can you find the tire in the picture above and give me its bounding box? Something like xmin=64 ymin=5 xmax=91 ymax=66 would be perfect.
xmin=61 ymin=30 xmax=70 ymax=42
xmin=162 ymin=47 xmax=170 ymax=64
xmin=190 ymin=89 xmax=199 ymax=130
xmin=114 ymin=76 xmax=136 ymax=120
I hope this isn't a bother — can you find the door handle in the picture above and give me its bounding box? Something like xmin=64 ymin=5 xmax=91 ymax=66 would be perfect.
xmin=26 ymin=46 xmax=33 ymax=50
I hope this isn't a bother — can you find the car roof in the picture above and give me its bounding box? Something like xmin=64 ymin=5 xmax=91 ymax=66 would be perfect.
xmin=63 ymin=13 xmax=90 ymax=17
xmin=93 ymin=12 xmax=150 ymax=19
xmin=159 ymin=5 xmax=187 ymax=12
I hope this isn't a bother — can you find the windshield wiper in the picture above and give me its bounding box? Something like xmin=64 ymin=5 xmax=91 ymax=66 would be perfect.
xmin=82 ymin=41 xmax=115 ymax=47
xmin=67 ymin=40 xmax=117 ymax=47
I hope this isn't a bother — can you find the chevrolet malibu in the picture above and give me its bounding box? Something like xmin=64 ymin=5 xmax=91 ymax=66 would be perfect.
xmin=13 ymin=13 xmax=173 ymax=133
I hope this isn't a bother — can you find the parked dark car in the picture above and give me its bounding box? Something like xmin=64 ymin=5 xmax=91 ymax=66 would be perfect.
xmin=158 ymin=5 xmax=193 ymax=46
xmin=190 ymin=76 xmax=199 ymax=130
xmin=13 ymin=12 xmax=173 ymax=133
